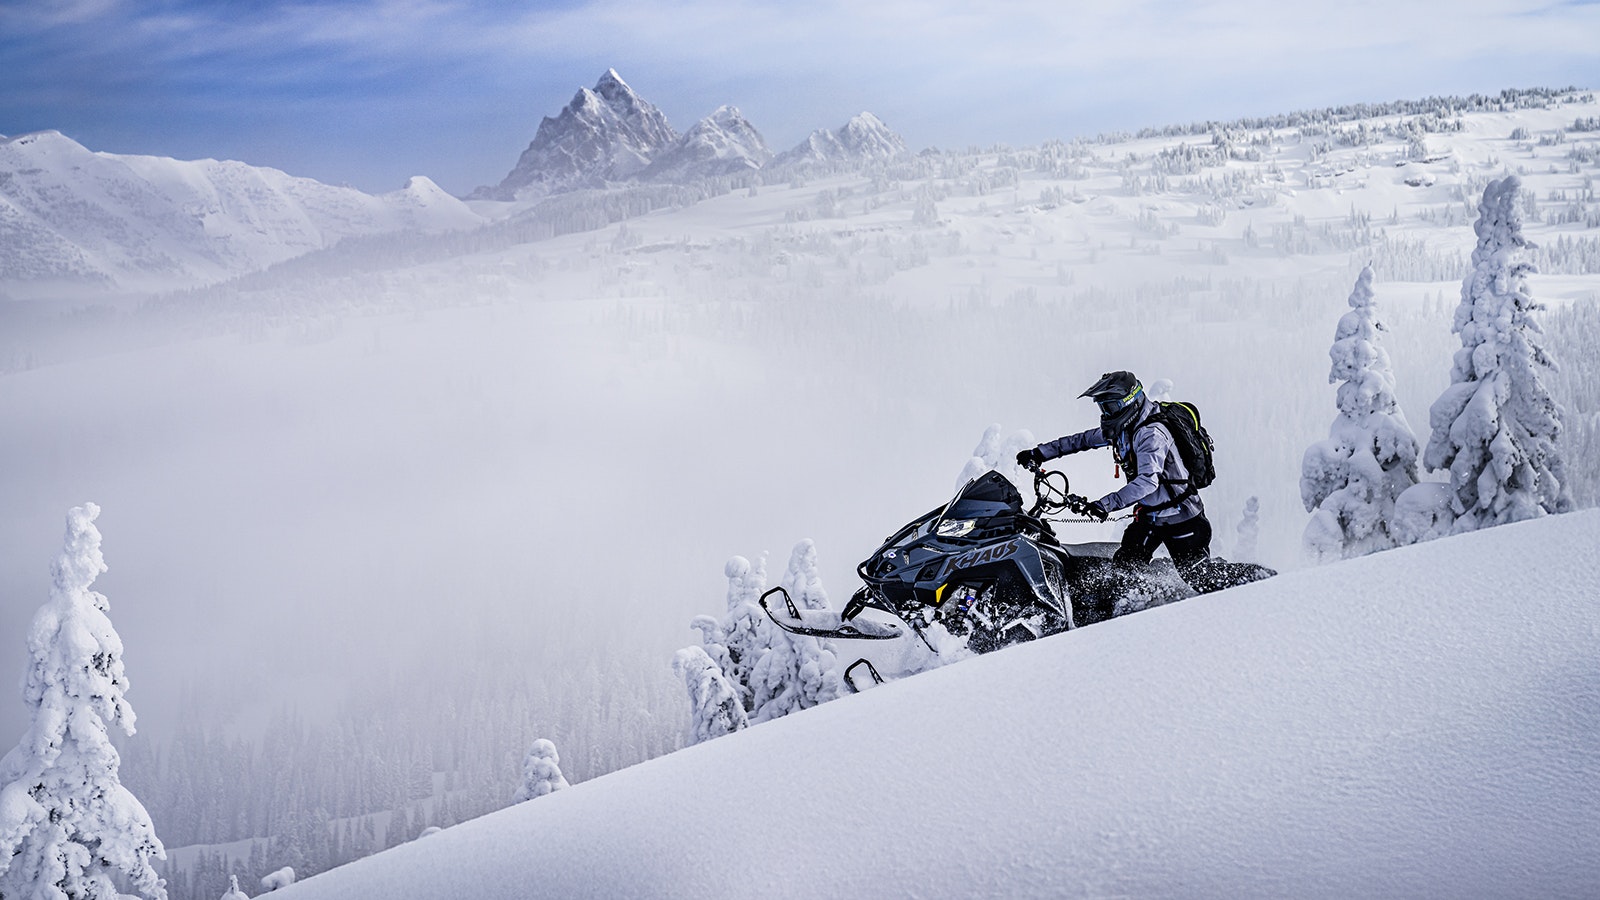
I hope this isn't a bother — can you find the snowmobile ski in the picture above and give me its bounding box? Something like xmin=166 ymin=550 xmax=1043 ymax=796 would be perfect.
xmin=759 ymin=587 xmax=903 ymax=640
xmin=843 ymin=658 xmax=885 ymax=693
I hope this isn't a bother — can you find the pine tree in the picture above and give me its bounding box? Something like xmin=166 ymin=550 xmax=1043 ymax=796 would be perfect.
xmin=777 ymin=538 xmax=830 ymax=613
xmin=747 ymin=541 xmax=845 ymax=723
xmin=511 ymin=739 xmax=569 ymax=802
xmin=1421 ymin=175 xmax=1573 ymax=531
xmin=953 ymin=425 xmax=1035 ymax=492
xmin=912 ymin=186 xmax=939 ymax=225
xmin=1235 ymin=496 xmax=1260 ymax=564
xmin=714 ymin=554 xmax=768 ymax=711
xmin=259 ymin=867 xmax=295 ymax=891
xmin=0 ymin=503 xmax=169 ymax=900
xmin=1301 ymin=264 xmax=1420 ymax=559
xmin=671 ymin=647 xmax=748 ymax=745
xmin=221 ymin=874 xmax=250 ymax=900
xmin=686 ymin=615 xmax=733 ymax=677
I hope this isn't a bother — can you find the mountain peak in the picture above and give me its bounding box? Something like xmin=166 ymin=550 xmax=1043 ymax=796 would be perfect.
xmin=708 ymin=105 xmax=745 ymax=127
xmin=771 ymin=112 xmax=907 ymax=168
xmin=640 ymin=105 xmax=771 ymax=182
xmin=838 ymin=111 xmax=907 ymax=158
xmin=595 ymin=68 xmax=632 ymax=98
xmin=475 ymin=70 xmax=678 ymax=200
xmin=6 ymin=130 xmax=83 ymax=152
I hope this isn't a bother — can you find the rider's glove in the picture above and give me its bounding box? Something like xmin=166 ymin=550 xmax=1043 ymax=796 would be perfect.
xmin=1084 ymin=500 xmax=1110 ymax=522
xmin=1016 ymin=447 xmax=1046 ymax=469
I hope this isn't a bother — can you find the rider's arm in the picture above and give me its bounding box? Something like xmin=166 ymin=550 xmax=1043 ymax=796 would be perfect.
xmin=1037 ymin=427 xmax=1109 ymax=460
xmin=1097 ymin=425 xmax=1171 ymax=511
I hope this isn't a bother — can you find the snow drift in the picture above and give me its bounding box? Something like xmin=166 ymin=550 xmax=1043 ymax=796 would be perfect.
xmin=275 ymin=510 xmax=1600 ymax=899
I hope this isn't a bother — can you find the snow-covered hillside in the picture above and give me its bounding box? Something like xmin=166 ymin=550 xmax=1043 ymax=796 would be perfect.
xmin=275 ymin=510 xmax=1600 ymax=899
xmin=0 ymin=131 xmax=482 ymax=295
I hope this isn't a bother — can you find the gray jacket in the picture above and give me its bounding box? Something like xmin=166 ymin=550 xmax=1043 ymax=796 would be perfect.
xmin=1037 ymin=397 xmax=1203 ymax=523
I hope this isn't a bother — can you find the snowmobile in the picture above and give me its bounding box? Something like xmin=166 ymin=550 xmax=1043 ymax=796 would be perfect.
xmin=760 ymin=465 xmax=1197 ymax=662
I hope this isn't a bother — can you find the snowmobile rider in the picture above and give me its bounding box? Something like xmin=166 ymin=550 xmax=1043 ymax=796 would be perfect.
xmin=1015 ymin=371 xmax=1222 ymax=594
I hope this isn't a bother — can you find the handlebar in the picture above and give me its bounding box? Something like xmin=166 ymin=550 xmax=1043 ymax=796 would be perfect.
xmin=1026 ymin=462 xmax=1097 ymax=520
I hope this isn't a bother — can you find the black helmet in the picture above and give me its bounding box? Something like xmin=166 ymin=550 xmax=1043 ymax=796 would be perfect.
xmin=1080 ymin=371 xmax=1145 ymax=435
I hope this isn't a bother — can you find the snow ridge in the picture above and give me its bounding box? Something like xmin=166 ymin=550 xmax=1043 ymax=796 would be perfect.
xmin=0 ymin=131 xmax=483 ymax=293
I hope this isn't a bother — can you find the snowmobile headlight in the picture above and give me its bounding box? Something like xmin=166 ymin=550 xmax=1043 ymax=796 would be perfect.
xmin=935 ymin=518 xmax=976 ymax=537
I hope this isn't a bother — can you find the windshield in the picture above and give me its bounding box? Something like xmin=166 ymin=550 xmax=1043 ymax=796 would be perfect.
xmin=929 ymin=477 xmax=976 ymax=536
xmin=932 ymin=470 xmax=1023 ymax=533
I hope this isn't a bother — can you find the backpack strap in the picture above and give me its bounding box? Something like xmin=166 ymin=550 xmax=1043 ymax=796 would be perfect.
xmin=1128 ymin=409 xmax=1196 ymax=512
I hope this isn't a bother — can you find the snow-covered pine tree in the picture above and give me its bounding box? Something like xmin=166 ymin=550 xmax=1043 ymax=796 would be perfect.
xmin=221 ymin=874 xmax=250 ymax=900
xmin=671 ymin=646 xmax=749 ymax=745
xmin=913 ymin=186 xmax=938 ymax=226
xmin=955 ymin=424 xmax=1005 ymax=490
xmin=1421 ymin=175 xmax=1573 ymax=531
xmin=777 ymin=538 xmax=829 ymax=613
xmin=713 ymin=554 xmax=768 ymax=711
xmin=1235 ymin=496 xmax=1260 ymax=564
xmin=0 ymin=503 xmax=168 ymax=900
xmin=259 ymin=867 xmax=295 ymax=891
xmin=1301 ymin=265 xmax=1420 ymax=560
xmin=686 ymin=615 xmax=733 ymax=678
xmin=1390 ymin=481 xmax=1458 ymax=546
xmin=511 ymin=739 xmax=570 ymax=802
xmin=747 ymin=541 xmax=845 ymax=723
xmin=954 ymin=424 xmax=1035 ymax=492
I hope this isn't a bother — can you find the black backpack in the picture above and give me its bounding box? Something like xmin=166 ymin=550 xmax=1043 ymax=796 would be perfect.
xmin=1147 ymin=400 xmax=1216 ymax=491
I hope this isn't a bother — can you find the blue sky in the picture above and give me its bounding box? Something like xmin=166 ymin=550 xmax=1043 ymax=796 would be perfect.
xmin=1 ymin=0 xmax=1597 ymax=195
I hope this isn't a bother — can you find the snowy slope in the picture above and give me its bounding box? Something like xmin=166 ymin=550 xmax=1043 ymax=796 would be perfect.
xmin=0 ymin=131 xmax=483 ymax=294
xmin=275 ymin=511 xmax=1600 ymax=900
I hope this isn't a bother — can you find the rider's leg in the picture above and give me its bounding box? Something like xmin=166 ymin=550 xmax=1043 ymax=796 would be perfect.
xmin=1162 ymin=513 xmax=1219 ymax=593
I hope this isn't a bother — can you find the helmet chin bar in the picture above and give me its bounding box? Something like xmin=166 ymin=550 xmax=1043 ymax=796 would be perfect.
xmin=1101 ymin=397 xmax=1142 ymax=434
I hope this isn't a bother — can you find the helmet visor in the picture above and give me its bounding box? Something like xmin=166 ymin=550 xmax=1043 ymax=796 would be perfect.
xmin=1096 ymin=385 xmax=1143 ymax=417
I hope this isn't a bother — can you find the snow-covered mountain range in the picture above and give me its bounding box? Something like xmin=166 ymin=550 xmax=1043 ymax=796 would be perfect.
xmin=0 ymin=131 xmax=482 ymax=295
xmin=273 ymin=510 xmax=1600 ymax=899
xmin=0 ymin=68 xmax=909 ymax=295
xmin=472 ymin=69 xmax=902 ymax=200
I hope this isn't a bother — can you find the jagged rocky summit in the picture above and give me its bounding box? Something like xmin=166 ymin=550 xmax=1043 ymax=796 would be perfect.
xmin=475 ymin=69 xmax=679 ymax=201
xmin=473 ymin=70 xmax=907 ymax=200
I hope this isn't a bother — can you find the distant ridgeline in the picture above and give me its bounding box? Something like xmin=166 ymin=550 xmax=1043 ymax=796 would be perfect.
xmin=1104 ymin=86 xmax=1594 ymax=143
xmin=3 ymin=79 xmax=1595 ymax=304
